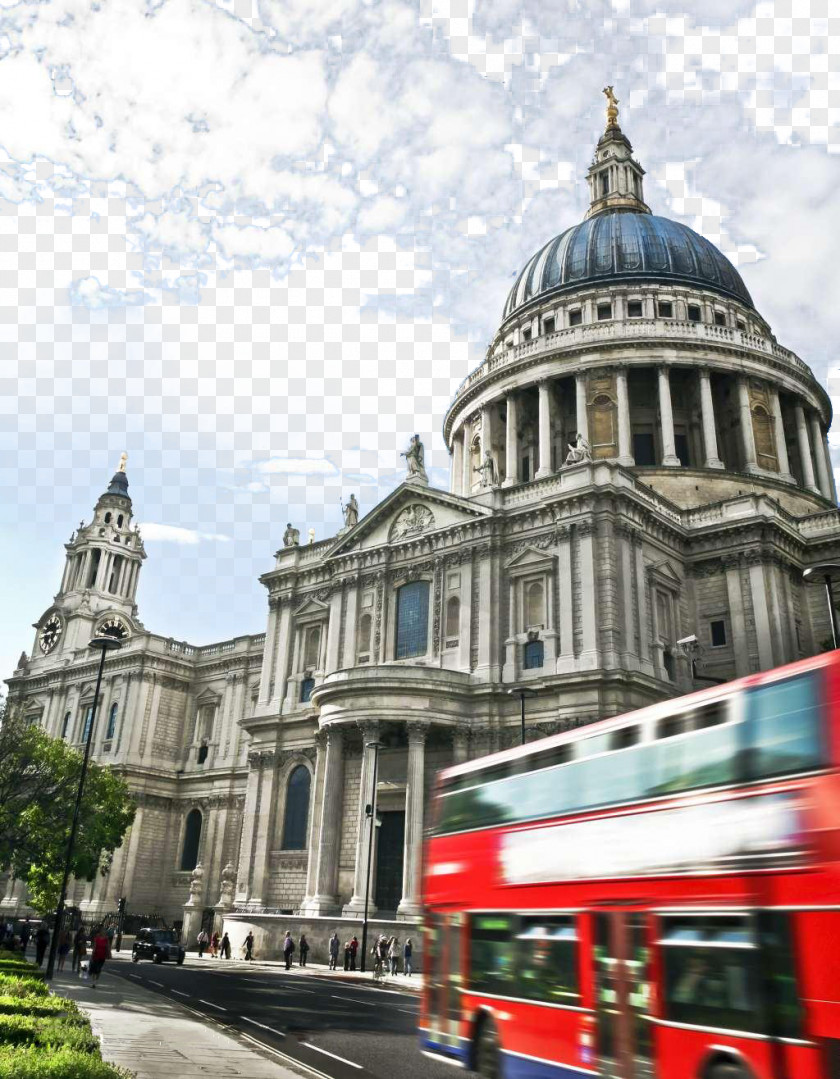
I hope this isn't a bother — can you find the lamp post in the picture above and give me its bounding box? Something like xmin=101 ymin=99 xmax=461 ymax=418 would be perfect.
xmin=45 ymin=634 xmax=122 ymax=980
xmin=507 ymin=687 xmax=539 ymax=745
xmin=803 ymin=564 xmax=840 ymax=650
xmin=360 ymin=739 xmax=383 ymax=974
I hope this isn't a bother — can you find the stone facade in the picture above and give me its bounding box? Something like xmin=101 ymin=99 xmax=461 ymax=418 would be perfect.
xmin=5 ymin=118 xmax=840 ymax=960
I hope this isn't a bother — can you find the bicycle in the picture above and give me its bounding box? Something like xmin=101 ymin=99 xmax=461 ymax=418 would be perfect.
xmin=372 ymin=955 xmax=386 ymax=983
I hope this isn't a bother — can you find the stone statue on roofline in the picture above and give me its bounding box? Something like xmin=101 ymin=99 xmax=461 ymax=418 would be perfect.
xmin=474 ymin=449 xmax=500 ymax=488
xmin=282 ymin=523 xmax=300 ymax=547
xmin=564 ymin=433 xmax=592 ymax=466
xmin=342 ymin=494 xmax=359 ymax=529
xmin=401 ymin=434 xmax=428 ymax=484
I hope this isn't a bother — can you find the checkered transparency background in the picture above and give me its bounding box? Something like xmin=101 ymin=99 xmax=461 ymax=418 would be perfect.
xmin=2 ymin=0 xmax=840 ymax=676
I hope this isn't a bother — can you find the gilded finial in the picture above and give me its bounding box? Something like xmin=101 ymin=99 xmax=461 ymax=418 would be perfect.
xmin=118 ymin=452 xmax=127 ymax=473
xmin=603 ymin=85 xmax=619 ymax=129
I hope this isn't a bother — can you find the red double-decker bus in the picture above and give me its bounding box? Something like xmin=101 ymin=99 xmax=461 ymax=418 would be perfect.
xmin=420 ymin=652 xmax=840 ymax=1079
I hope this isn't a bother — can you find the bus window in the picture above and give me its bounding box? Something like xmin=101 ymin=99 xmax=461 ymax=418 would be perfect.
xmin=756 ymin=911 xmax=804 ymax=1040
xmin=470 ymin=914 xmax=517 ymax=998
xmin=516 ymin=916 xmax=580 ymax=1006
xmin=661 ymin=915 xmax=763 ymax=1034
xmin=746 ymin=671 xmax=825 ymax=779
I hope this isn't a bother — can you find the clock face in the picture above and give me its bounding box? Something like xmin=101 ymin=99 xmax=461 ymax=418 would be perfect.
xmin=39 ymin=614 xmax=63 ymax=654
xmin=98 ymin=616 xmax=129 ymax=642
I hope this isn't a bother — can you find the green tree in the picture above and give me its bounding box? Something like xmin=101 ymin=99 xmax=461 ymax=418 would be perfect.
xmin=0 ymin=701 xmax=136 ymax=913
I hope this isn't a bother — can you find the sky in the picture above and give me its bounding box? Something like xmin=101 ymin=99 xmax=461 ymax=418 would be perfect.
xmin=2 ymin=0 xmax=840 ymax=681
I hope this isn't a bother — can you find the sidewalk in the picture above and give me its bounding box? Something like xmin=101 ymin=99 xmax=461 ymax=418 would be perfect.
xmin=179 ymin=952 xmax=424 ymax=992
xmin=51 ymin=964 xmax=301 ymax=1079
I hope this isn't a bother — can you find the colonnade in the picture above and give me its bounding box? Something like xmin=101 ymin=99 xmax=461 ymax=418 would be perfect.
xmin=62 ymin=545 xmax=140 ymax=599
xmin=450 ymin=365 xmax=835 ymax=501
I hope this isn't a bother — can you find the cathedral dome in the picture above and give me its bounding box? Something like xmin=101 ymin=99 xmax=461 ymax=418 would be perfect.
xmin=503 ymin=211 xmax=754 ymax=321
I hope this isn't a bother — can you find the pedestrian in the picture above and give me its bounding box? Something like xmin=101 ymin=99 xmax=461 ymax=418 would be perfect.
xmin=72 ymin=927 xmax=87 ymax=972
xmin=211 ymin=932 xmax=220 ymax=958
xmin=343 ymin=940 xmax=351 ymax=971
xmin=299 ymin=934 xmax=309 ymax=967
xmin=89 ymin=927 xmax=110 ymax=988
xmin=329 ymin=933 xmax=340 ymax=970
xmin=403 ymin=937 xmax=413 ymax=976
xmin=57 ymin=929 xmax=71 ymax=972
xmin=34 ymin=924 xmax=50 ymax=967
xmin=20 ymin=920 xmax=31 ymax=953
xmin=349 ymin=935 xmax=358 ymax=971
xmin=389 ymin=936 xmax=399 ymax=976
xmin=0 ymin=922 xmax=7 ymax=948
xmin=244 ymin=932 xmax=254 ymax=961
xmin=221 ymin=932 xmax=231 ymax=959
xmin=197 ymin=929 xmax=209 ymax=958
xmin=377 ymin=935 xmax=389 ymax=975
xmin=283 ymin=931 xmax=295 ymax=970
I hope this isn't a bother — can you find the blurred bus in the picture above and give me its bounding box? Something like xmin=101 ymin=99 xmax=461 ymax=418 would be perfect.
xmin=420 ymin=651 xmax=840 ymax=1079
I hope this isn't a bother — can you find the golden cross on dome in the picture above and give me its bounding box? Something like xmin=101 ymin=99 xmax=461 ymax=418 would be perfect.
xmin=118 ymin=452 xmax=128 ymax=473
xmin=603 ymin=85 xmax=619 ymax=129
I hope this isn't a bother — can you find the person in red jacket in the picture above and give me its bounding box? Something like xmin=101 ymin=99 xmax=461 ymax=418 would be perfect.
xmin=89 ymin=929 xmax=110 ymax=988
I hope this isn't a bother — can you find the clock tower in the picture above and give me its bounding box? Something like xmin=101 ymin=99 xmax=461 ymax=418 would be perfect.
xmin=32 ymin=455 xmax=147 ymax=661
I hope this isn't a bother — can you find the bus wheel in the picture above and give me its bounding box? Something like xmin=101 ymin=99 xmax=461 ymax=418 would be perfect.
xmin=708 ymin=1062 xmax=752 ymax=1079
xmin=475 ymin=1018 xmax=500 ymax=1079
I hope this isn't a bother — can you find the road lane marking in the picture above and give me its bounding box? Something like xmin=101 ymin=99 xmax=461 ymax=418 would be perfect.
xmin=147 ymin=980 xmax=164 ymax=988
xmin=128 ymin=974 xmax=143 ymax=980
xmin=330 ymin=995 xmax=377 ymax=1007
xmin=239 ymin=1033 xmax=334 ymax=1079
xmin=171 ymin=990 xmax=190 ymax=997
xmin=301 ymin=1043 xmax=363 ymax=1070
xmin=198 ymin=998 xmax=227 ymax=1011
xmin=242 ymin=1016 xmax=286 ymax=1038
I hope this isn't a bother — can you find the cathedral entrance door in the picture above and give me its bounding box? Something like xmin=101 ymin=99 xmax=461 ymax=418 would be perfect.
xmin=374 ymin=810 xmax=405 ymax=913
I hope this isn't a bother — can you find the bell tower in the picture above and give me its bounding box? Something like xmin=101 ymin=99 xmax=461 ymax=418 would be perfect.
xmin=56 ymin=454 xmax=146 ymax=620
xmin=585 ymin=86 xmax=651 ymax=220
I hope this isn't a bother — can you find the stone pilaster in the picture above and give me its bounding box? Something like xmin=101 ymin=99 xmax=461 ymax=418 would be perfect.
xmin=398 ymin=722 xmax=428 ymax=917
xmin=615 ymin=367 xmax=634 ymax=465
xmin=301 ymin=727 xmax=345 ymax=915
xmin=503 ymin=393 xmax=519 ymax=487
xmin=658 ymin=366 xmax=680 ymax=467
xmin=698 ymin=368 xmax=724 ymax=469
xmin=536 ymin=380 xmax=553 ymax=479
xmin=343 ymin=722 xmax=380 ymax=915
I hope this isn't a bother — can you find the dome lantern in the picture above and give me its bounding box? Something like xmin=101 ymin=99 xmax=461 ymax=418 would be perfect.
xmin=585 ymin=88 xmax=651 ymax=220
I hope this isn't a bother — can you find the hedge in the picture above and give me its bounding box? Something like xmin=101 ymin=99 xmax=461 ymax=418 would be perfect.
xmin=0 ymin=962 xmax=46 ymax=978
xmin=0 ymin=974 xmax=48 ymax=998
xmin=0 ymin=1014 xmax=98 ymax=1054
xmin=0 ymin=1045 xmax=132 ymax=1079
xmin=0 ymin=995 xmax=80 ymax=1018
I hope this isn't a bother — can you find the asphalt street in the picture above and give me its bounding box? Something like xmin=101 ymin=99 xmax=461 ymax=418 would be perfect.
xmin=104 ymin=952 xmax=458 ymax=1079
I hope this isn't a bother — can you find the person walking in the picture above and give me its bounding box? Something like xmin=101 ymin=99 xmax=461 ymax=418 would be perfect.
xmin=299 ymin=934 xmax=309 ymax=967
xmin=244 ymin=932 xmax=254 ymax=961
xmin=403 ymin=937 xmax=413 ymax=976
xmin=89 ymin=928 xmax=110 ymax=988
xmin=343 ymin=940 xmax=351 ymax=971
xmin=197 ymin=929 xmax=209 ymax=958
xmin=210 ymin=932 xmax=220 ymax=958
xmin=72 ymin=927 xmax=87 ymax=972
xmin=283 ymin=931 xmax=295 ymax=970
xmin=220 ymin=932 xmax=231 ymax=960
xmin=34 ymin=924 xmax=50 ymax=967
xmin=348 ymin=936 xmax=358 ymax=971
xmin=388 ymin=937 xmax=400 ymax=976
xmin=57 ymin=929 xmax=71 ymax=972
xmin=19 ymin=920 xmax=31 ymax=954
xmin=329 ymin=933 xmax=340 ymax=970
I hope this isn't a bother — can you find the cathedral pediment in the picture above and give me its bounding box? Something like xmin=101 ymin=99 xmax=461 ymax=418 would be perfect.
xmin=505 ymin=547 xmax=555 ymax=573
xmin=328 ymin=483 xmax=492 ymax=555
xmin=294 ymin=596 xmax=330 ymax=618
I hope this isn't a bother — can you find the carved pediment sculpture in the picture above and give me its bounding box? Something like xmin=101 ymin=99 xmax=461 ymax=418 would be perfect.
xmin=389 ymin=503 xmax=435 ymax=541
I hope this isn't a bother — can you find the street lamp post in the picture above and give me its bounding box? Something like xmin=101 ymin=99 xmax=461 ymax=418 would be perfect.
xmin=360 ymin=739 xmax=383 ymax=974
xmin=45 ymin=634 xmax=121 ymax=980
xmin=507 ymin=687 xmax=539 ymax=745
xmin=803 ymin=564 xmax=840 ymax=651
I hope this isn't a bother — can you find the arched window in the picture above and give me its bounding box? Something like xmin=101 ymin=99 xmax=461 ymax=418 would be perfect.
xmin=300 ymin=677 xmax=315 ymax=703
xmin=104 ymin=512 xmax=111 ymax=524
xmin=526 ymin=581 xmax=545 ymax=627
xmin=61 ymin=712 xmax=71 ymax=740
xmin=108 ymin=556 xmax=122 ymax=593
xmin=395 ymin=580 xmax=430 ymax=659
xmin=281 ymin=766 xmax=311 ymax=850
xmin=445 ymin=596 xmax=460 ymax=640
xmin=181 ymin=809 xmax=202 ymax=871
xmin=357 ymin=613 xmax=372 ymax=660
xmin=303 ymin=626 xmax=321 ymax=670
xmin=106 ymin=702 xmax=118 ymax=740
xmin=523 ymin=640 xmax=544 ymax=669
xmin=80 ymin=705 xmax=94 ymax=744
xmin=86 ymin=549 xmax=101 ymax=589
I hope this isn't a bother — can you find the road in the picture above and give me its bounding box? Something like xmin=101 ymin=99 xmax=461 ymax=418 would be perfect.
xmin=105 ymin=952 xmax=458 ymax=1079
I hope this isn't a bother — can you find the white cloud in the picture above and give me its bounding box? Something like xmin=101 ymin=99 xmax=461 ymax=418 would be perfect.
xmin=68 ymin=276 xmax=148 ymax=308
xmin=254 ymin=457 xmax=339 ymax=477
xmin=138 ymin=523 xmax=231 ymax=545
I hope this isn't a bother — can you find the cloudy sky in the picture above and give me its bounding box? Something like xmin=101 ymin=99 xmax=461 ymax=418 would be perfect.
xmin=1 ymin=0 xmax=838 ymax=680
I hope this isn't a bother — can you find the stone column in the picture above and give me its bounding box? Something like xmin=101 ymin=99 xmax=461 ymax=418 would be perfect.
xmin=258 ymin=601 xmax=280 ymax=706
xmin=462 ymin=424 xmax=473 ymax=494
xmin=301 ymin=730 xmax=328 ymax=906
xmin=452 ymin=431 xmax=464 ymax=495
xmin=270 ymin=603 xmax=293 ymax=707
xmin=824 ymin=435 xmax=838 ymax=503
xmin=324 ymin=590 xmax=344 ymax=673
xmin=235 ymin=753 xmax=266 ymax=903
xmin=794 ymin=403 xmax=819 ymax=493
xmin=575 ymin=372 xmax=589 ymax=443
xmin=480 ymin=406 xmax=491 ymax=461
xmin=245 ymin=751 xmax=278 ymax=905
xmin=503 ymin=393 xmax=519 ymax=487
xmin=452 ymin=729 xmax=469 ymax=764
xmin=536 ymin=381 xmax=553 ymax=479
xmin=657 ymin=366 xmax=680 ymax=466
xmin=810 ymin=412 xmax=832 ymax=499
xmin=724 ymin=557 xmax=750 ymax=677
xmin=615 ymin=367 xmax=634 ymax=465
xmin=398 ymin=722 xmax=428 ymax=917
xmin=737 ymin=376 xmax=759 ymax=473
xmin=305 ymin=726 xmax=345 ymax=914
xmin=698 ymin=369 xmax=724 ymax=469
xmin=769 ymin=388 xmax=794 ymax=482
xmin=748 ymin=559 xmax=774 ymax=670
xmin=342 ymin=585 xmax=359 ymax=668
xmin=344 ymin=722 xmax=380 ymax=915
